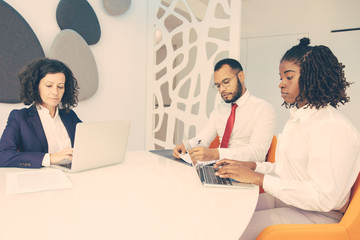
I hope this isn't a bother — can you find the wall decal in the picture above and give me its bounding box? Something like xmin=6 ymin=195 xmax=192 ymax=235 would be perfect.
xmin=103 ymin=0 xmax=132 ymax=16
xmin=48 ymin=29 xmax=99 ymax=101
xmin=0 ymin=1 xmax=45 ymax=103
xmin=56 ymin=0 xmax=101 ymax=45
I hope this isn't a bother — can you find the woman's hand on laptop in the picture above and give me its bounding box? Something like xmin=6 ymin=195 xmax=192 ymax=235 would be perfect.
xmin=50 ymin=148 xmax=73 ymax=165
xmin=213 ymin=159 xmax=264 ymax=186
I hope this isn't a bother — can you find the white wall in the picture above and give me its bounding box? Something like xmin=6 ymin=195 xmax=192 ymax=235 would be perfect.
xmin=0 ymin=0 xmax=148 ymax=150
xmin=240 ymin=0 xmax=360 ymax=134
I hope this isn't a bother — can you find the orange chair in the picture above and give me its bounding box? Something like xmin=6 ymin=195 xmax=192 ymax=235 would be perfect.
xmin=258 ymin=136 xmax=277 ymax=193
xmin=256 ymin=171 xmax=360 ymax=240
xmin=209 ymin=135 xmax=220 ymax=149
xmin=265 ymin=136 xmax=277 ymax=163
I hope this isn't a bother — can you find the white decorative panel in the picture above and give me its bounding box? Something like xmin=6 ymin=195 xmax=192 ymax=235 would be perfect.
xmin=146 ymin=0 xmax=241 ymax=149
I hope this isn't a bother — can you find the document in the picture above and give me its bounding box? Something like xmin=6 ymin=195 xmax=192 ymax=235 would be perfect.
xmin=182 ymin=135 xmax=216 ymax=166
xmin=180 ymin=153 xmax=216 ymax=166
xmin=6 ymin=168 xmax=73 ymax=195
xmin=180 ymin=153 xmax=193 ymax=164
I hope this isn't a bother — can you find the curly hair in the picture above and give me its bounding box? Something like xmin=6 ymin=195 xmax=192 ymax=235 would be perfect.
xmin=18 ymin=58 xmax=79 ymax=111
xmin=281 ymin=38 xmax=351 ymax=109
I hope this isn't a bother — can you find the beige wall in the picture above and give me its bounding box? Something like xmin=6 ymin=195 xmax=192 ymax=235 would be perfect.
xmin=1 ymin=0 xmax=359 ymax=149
xmin=240 ymin=0 xmax=360 ymax=134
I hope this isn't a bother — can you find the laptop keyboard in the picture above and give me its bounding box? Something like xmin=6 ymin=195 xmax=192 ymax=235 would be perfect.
xmin=197 ymin=165 xmax=232 ymax=186
xmin=60 ymin=163 xmax=72 ymax=169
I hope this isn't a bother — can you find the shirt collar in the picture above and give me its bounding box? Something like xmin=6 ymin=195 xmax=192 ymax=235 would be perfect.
xmin=289 ymin=105 xmax=318 ymax=123
xmin=36 ymin=105 xmax=59 ymax=119
xmin=232 ymin=89 xmax=250 ymax=107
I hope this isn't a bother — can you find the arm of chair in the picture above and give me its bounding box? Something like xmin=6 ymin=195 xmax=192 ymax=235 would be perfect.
xmin=256 ymin=224 xmax=349 ymax=240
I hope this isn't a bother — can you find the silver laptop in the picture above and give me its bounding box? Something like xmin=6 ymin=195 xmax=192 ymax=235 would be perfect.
xmin=182 ymin=134 xmax=253 ymax=188
xmin=52 ymin=120 xmax=131 ymax=173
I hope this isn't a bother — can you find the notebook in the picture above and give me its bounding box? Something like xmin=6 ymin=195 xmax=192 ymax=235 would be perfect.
xmin=149 ymin=149 xmax=192 ymax=166
xmin=182 ymin=134 xmax=253 ymax=188
xmin=52 ymin=120 xmax=131 ymax=173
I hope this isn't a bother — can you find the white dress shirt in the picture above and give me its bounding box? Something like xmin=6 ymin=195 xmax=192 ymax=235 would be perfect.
xmin=255 ymin=105 xmax=360 ymax=212
xmin=37 ymin=105 xmax=71 ymax=166
xmin=189 ymin=90 xmax=276 ymax=162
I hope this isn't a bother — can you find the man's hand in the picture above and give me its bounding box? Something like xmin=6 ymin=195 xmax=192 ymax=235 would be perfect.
xmin=188 ymin=146 xmax=219 ymax=164
xmin=213 ymin=159 xmax=263 ymax=186
xmin=173 ymin=143 xmax=186 ymax=159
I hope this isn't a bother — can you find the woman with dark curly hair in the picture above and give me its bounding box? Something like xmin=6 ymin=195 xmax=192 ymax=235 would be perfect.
xmin=0 ymin=58 xmax=82 ymax=168
xmin=213 ymin=38 xmax=360 ymax=239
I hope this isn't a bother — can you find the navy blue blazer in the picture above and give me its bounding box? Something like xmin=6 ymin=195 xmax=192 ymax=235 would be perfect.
xmin=0 ymin=106 xmax=81 ymax=168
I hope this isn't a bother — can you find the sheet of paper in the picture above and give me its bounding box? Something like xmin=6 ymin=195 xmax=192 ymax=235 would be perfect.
xmin=180 ymin=153 xmax=217 ymax=166
xmin=180 ymin=153 xmax=193 ymax=164
xmin=6 ymin=168 xmax=73 ymax=195
xmin=181 ymin=135 xmax=216 ymax=165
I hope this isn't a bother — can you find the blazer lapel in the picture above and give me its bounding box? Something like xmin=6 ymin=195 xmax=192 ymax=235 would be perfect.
xmin=28 ymin=106 xmax=48 ymax=152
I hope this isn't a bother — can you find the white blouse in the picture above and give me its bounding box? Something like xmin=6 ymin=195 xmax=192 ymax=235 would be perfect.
xmin=255 ymin=105 xmax=360 ymax=212
xmin=37 ymin=105 xmax=71 ymax=166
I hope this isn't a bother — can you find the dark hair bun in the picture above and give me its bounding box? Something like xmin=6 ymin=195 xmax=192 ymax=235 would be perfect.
xmin=299 ymin=37 xmax=310 ymax=47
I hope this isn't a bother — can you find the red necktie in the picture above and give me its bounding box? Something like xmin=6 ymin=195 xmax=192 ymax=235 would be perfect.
xmin=220 ymin=103 xmax=238 ymax=148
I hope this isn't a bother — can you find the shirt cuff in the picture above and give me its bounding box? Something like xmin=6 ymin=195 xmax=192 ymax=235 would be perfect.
xmin=255 ymin=162 xmax=275 ymax=174
xmin=217 ymin=148 xmax=227 ymax=160
xmin=262 ymin=174 xmax=283 ymax=197
xmin=255 ymin=162 xmax=267 ymax=174
xmin=219 ymin=148 xmax=241 ymax=160
xmin=42 ymin=153 xmax=51 ymax=167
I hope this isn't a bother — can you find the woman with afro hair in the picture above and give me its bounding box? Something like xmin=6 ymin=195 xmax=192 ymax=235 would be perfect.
xmin=214 ymin=38 xmax=360 ymax=239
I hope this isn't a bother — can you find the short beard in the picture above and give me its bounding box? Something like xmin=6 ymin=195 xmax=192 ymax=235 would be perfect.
xmin=223 ymin=77 xmax=242 ymax=103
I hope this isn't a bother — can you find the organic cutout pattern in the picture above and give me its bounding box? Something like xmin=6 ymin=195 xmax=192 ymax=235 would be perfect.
xmin=152 ymin=0 xmax=232 ymax=149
